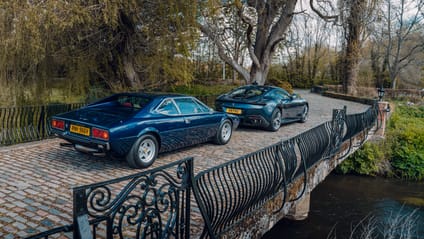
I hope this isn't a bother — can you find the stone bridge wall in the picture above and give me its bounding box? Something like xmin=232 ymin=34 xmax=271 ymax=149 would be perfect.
xmin=226 ymin=129 xmax=373 ymax=238
xmin=223 ymin=101 xmax=391 ymax=238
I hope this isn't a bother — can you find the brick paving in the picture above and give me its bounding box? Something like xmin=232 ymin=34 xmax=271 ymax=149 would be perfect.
xmin=0 ymin=91 xmax=370 ymax=238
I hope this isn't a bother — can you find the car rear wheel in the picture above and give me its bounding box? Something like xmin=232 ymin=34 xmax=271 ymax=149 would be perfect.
xmin=127 ymin=134 xmax=158 ymax=168
xmin=268 ymin=108 xmax=282 ymax=131
xmin=300 ymin=105 xmax=309 ymax=123
xmin=214 ymin=119 xmax=232 ymax=145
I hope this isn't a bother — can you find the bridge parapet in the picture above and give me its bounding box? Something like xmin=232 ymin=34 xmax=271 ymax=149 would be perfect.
xmin=375 ymin=101 xmax=390 ymax=137
xmin=25 ymin=102 xmax=388 ymax=239
xmin=218 ymin=103 xmax=389 ymax=238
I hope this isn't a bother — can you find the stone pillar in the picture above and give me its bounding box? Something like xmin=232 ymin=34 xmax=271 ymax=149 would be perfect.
xmin=286 ymin=193 xmax=310 ymax=220
xmin=376 ymin=101 xmax=389 ymax=137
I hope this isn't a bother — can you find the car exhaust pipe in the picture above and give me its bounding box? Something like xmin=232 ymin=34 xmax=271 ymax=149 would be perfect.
xmin=60 ymin=142 xmax=74 ymax=147
xmin=74 ymin=144 xmax=106 ymax=157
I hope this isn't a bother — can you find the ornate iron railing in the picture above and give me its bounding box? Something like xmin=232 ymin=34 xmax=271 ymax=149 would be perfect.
xmin=28 ymin=157 xmax=194 ymax=239
xmin=192 ymin=104 xmax=378 ymax=238
xmin=0 ymin=103 xmax=84 ymax=145
xmin=25 ymin=104 xmax=378 ymax=239
xmin=193 ymin=143 xmax=287 ymax=238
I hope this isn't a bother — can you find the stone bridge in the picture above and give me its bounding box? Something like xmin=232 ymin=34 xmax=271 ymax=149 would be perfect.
xmin=0 ymin=91 xmax=383 ymax=238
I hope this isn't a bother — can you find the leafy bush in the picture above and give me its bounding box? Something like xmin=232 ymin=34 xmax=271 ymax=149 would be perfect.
xmin=267 ymin=65 xmax=294 ymax=93
xmin=338 ymin=103 xmax=424 ymax=181
xmin=338 ymin=142 xmax=384 ymax=176
xmin=386 ymin=104 xmax=424 ymax=181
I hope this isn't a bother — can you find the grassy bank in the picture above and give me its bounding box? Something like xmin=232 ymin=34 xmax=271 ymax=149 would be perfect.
xmin=338 ymin=102 xmax=424 ymax=181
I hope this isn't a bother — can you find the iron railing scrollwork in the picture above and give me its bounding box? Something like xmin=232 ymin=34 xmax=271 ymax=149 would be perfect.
xmin=27 ymin=157 xmax=194 ymax=239
xmin=338 ymin=103 xmax=379 ymax=160
xmin=74 ymin=157 xmax=193 ymax=239
xmin=328 ymin=106 xmax=347 ymax=156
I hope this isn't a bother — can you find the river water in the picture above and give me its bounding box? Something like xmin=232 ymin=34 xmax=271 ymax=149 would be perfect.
xmin=263 ymin=174 xmax=424 ymax=239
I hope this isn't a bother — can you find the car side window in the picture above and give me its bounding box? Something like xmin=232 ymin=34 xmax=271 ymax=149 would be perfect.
xmin=156 ymin=99 xmax=179 ymax=115
xmin=193 ymin=99 xmax=211 ymax=113
xmin=275 ymin=90 xmax=290 ymax=100
xmin=174 ymin=98 xmax=204 ymax=115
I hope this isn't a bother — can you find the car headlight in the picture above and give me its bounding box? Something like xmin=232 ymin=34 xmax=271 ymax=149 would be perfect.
xmin=264 ymin=104 xmax=274 ymax=113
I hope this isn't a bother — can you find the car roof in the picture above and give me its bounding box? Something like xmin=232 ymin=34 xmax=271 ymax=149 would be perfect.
xmin=243 ymin=84 xmax=279 ymax=89
xmin=114 ymin=92 xmax=188 ymax=100
xmin=233 ymin=84 xmax=283 ymax=92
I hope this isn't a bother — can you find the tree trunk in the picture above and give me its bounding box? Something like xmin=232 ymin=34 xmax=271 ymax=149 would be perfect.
xmin=250 ymin=60 xmax=271 ymax=85
xmin=343 ymin=0 xmax=365 ymax=95
xmin=345 ymin=35 xmax=360 ymax=95
xmin=250 ymin=68 xmax=265 ymax=85
xmin=123 ymin=55 xmax=140 ymax=89
xmin=345 ymin=56 xmax=359 ymax=95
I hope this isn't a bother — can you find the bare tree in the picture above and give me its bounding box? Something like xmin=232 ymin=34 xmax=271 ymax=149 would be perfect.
xmin=199 ymin=0 xmax=302 ymax=85
xmin=282 ymin=11 xmax=333 ymax=87
xmin=371 ymin=0 xmax=424 ymax=89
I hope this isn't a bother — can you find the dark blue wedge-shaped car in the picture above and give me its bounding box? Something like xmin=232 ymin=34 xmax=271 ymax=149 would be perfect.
xmin=51 ymin=93 xmax=239 ymax=168
xmin=215 ymin=85 xmax=308 ymax=131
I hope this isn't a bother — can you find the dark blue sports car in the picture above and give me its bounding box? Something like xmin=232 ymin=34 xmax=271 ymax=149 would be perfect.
xmin=51 ymin=93 xmax=239 ymax=168
xmin=215 ymin=85 xmax=308 ymax=131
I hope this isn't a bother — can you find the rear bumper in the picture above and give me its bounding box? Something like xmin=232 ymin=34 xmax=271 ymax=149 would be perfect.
xmin=239 ymin=115 xmax=270 ymax=128
xmin=53 ymin=130 xmax=110 ymax=156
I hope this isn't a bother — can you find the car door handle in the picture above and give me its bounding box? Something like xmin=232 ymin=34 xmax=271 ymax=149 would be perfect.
xmin=185 ymin=119 xmax=191 ymax=124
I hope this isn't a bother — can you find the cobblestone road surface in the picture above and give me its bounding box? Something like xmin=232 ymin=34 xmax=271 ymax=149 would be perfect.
xmin=0 ymin=91 xmax=369 ymax=238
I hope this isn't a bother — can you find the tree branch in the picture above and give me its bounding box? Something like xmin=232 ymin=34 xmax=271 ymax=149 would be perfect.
xmin=309 ymin=0 xmax=338 ymax=22
xmin=237 ymin=5 xmax=261 ymax=68
xmin=199 ymin=23 xmax=250 ymax=81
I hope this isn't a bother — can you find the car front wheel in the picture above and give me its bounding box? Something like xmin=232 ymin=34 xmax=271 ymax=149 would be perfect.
xmin=126 ymin=134 xmax=158 ymax=168
xmin=268 ymin=108 xmax=282 ymax=131
xmin=214 ymin=119 xmax=232 ymax=145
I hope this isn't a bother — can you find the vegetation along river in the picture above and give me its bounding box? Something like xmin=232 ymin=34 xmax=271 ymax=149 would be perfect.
xmin=263 ymin=174 xmax=424 ymax=239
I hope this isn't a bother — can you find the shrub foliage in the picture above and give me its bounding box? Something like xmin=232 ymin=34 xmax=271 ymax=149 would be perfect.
xmin=338 ymin=103 xmax=424 ymax=181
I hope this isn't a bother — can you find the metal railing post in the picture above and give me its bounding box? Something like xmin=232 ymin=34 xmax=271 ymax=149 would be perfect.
xmin=73 ymin=188 xmax=92 ymax=239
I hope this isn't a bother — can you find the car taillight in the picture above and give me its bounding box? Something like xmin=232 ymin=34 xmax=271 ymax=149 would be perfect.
xmin=92 ymin=128 xmax=109 ymax=140
xmin=51 ymin=119 xmax=65 ymax=130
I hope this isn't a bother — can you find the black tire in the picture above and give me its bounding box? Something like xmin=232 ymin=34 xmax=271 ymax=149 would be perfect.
xmin=267 ymin=108 xmax=282 ymax=131
xmin=213 ymin=119 xmax=233 ymax=145
xmin=300 ymin=105 xmax=309 ymax=123
xmin=126 ymin=134 xmax=158 ymax=168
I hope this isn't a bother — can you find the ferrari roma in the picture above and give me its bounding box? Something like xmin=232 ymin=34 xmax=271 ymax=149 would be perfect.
xmin=215 ymin=85 xmax=308 ymax=131
xmin=51 ymin=93 xmax=239 ymax=168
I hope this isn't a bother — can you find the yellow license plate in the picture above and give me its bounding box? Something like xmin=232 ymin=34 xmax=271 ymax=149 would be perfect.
xmin=226 ymin=108 xmax=242 ymax=115
xmin=70 ymin=125 xmax=90 ymax=136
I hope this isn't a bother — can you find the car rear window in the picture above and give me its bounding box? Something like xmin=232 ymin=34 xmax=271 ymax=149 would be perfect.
xmin=115 ymin=95 xmax=151 ymax=110
xmin=229 ymin=86 xmax=269 ymax=99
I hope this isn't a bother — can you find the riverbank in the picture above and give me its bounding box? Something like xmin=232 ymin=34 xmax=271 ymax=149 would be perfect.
xmin=262 ymin=174 xmax=424 ymax=239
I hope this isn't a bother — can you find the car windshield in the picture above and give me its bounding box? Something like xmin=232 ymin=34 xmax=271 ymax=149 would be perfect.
xmin=228 ymin=86 xmax=270 ymax=99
